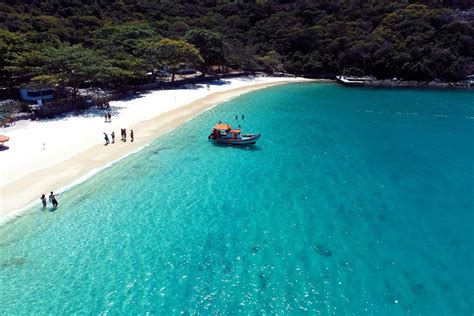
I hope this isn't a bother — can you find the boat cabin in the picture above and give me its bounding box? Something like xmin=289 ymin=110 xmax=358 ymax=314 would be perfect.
xmin=227 ymin=129 xmax=242 ymax=140
xmin=212 ymin=123 xmax=242 ymax=139
xmin=214 ymin=123 xmax=231 ymax=133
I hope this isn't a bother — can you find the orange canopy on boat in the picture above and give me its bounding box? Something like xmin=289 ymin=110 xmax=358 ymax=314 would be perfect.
xmin=214 ymin=123 xmax=231 ymax=130
xmin=0 ymin=135 xmax=9 ymax=144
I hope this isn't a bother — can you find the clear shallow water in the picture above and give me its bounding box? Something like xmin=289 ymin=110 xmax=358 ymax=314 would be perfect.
xmin=1 ymin=83 xmax=473 ymax=314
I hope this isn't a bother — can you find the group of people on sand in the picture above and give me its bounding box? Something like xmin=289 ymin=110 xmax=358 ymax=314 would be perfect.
xmin=104 ymin=129 xmax=134 ymax=145
xmin=40 ymin=192 xmax=58 ymax=208
xmin=121 ymin=128 xmax=134 ymax=142
xmin=104 ymin=112 xmax=112 ymax=122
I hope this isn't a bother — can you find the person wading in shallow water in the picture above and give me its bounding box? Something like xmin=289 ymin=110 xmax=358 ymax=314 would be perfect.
xmin=40 ymin=194 xmax=47 ymax=208
xmin=49 ymin=192 xmax=58 ymax=208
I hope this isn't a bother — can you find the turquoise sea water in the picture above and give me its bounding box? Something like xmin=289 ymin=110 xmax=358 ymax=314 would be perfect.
xmin=0 ymin=83 xmax=473 ymax=314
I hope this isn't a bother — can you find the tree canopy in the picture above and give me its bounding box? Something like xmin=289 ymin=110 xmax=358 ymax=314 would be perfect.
xmin=0 ymin=0 xmax=472 ymax=91
xmin=142 ymin=38 xmax=203 ymax=81
xmin=37 ymin=44 xmax=130 ymax=97
xmin=185 ymin=28 xmax=225 ymax=74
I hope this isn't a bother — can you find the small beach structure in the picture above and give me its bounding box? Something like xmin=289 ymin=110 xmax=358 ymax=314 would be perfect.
xmin=20 ymin=87 xmax=55 ymax=104
xmin=208 ymin=123 xmax=261 ymax=145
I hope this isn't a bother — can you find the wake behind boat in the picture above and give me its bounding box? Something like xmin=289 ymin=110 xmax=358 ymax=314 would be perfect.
xmin=208 ymin=123 xmax=261 ymax=145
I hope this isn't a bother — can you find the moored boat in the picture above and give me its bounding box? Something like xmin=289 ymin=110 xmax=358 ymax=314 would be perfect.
xmin=336 ymin=75 xmax=375 ymax=86
xmin=208 ymin=123 xmax=261 ymax=145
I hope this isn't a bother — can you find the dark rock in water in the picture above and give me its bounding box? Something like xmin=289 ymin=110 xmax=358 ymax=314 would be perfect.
xmin=411 ymin=283 xmax=425 ymax=296
xmin=251 ymin=245 xmax=260 ymax=254
xmin=384 ymin=282 xmax=397 ymax=303
xmin=338 ymin=204 xmax=345 ymax=213
xmin=259 ymin=273 xmax=268 ymax=289
xmin=377 ymin=212 xmax=387 ymax=222
xmin=223 ymin=262 xmax=232 ymax=274
xmin=0 ymin=257 xmax=25 ymax=268
xmin=338 ymin=260 xmax=351 ymax=268
xmin=313 ymin=243 xmax=332 ymax=257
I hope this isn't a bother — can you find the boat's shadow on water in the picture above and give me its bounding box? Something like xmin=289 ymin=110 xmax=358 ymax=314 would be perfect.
xmin=210 ymin=142 xmax=262 ymax=151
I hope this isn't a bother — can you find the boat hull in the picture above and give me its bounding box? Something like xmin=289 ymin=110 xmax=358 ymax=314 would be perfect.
xmin=211 ymin=134 xmax=261 ymax=145
xmin=336 ymin=75 xmax=374 ymax=86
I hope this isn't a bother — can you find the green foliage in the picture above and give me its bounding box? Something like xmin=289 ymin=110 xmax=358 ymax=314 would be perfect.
xmin=0 ymin=0 xmax=472 ymax=92
xmin=0 ymin=29 xmax=28 ymax=86
xmin=185 ymin=28 xmax=224 ymax=74
xmin=92 ymin=22 xmax=159 ymax=81
xmin=143 ymin=38 xmax=203 ymax=81
xmin=39 ymin=44 xmax=125 ymax=97
xmin=93 ymin=22 xmax=159 ymax=56
xmin=258 ymin=51 xmax=283 ymax=73
xmin=29 ymin=75 xmax=60 ymax=88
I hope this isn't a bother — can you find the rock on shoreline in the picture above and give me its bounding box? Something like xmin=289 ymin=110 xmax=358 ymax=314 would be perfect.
xmin=350 ymin=79 xmax=473 ymax=90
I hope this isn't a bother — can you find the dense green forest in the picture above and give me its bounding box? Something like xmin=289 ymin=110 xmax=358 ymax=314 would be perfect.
xmin=1 ymin=0 xmax=473 ymax=92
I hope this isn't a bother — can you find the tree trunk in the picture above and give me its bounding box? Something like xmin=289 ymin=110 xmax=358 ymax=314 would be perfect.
xmin=199 ymin=66 xmax=207 ymax=77
xmin=73 ymin=86 xmax=78 ymax=100
xmin=72 ymin=78 xmax=79 ymax=100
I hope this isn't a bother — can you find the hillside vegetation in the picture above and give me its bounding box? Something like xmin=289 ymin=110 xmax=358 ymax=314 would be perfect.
xmin=1 ymin=0 xmax=473 ymax=91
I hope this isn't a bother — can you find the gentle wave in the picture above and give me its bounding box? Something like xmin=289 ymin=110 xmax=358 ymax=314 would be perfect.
xmin=0 ymin=144 xmax=150 ymax=226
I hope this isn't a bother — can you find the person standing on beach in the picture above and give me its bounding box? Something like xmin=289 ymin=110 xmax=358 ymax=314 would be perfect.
xmin=111 ymin=131 xmax=115 ymax=144
xmin=130 ymin=129 xmax=134 ymax=142
xmin=123 ymin=129 xmax=127 ymax=142
xmin=108 ymin=113 xmax=112 ymax=122
xmin=120 ymin=128 xmax=124 ymax=141
xmin=40 ymin=194 xmax=47 ymax=208
xmin=49 ymin=192 xmax=58 ymax=208
xmin=104 ymin=113 xmax=108 ymax=122
xmin=104 ymin=132 xmax=109 ymax=145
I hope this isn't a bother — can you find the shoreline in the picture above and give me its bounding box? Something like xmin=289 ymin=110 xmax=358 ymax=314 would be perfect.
xmin=334 ymin=78 xmax=473 ymax=90
xmin=0 ymin=78 xmax=318 ymax=224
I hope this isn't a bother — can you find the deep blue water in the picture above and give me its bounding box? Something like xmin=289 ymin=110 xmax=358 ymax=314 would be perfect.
xmin=0 ymin=83 xmax=473 ymax=314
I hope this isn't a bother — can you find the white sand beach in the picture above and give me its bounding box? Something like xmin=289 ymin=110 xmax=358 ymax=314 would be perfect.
xmin=0 ymin=76 xmax=315 ymax=223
